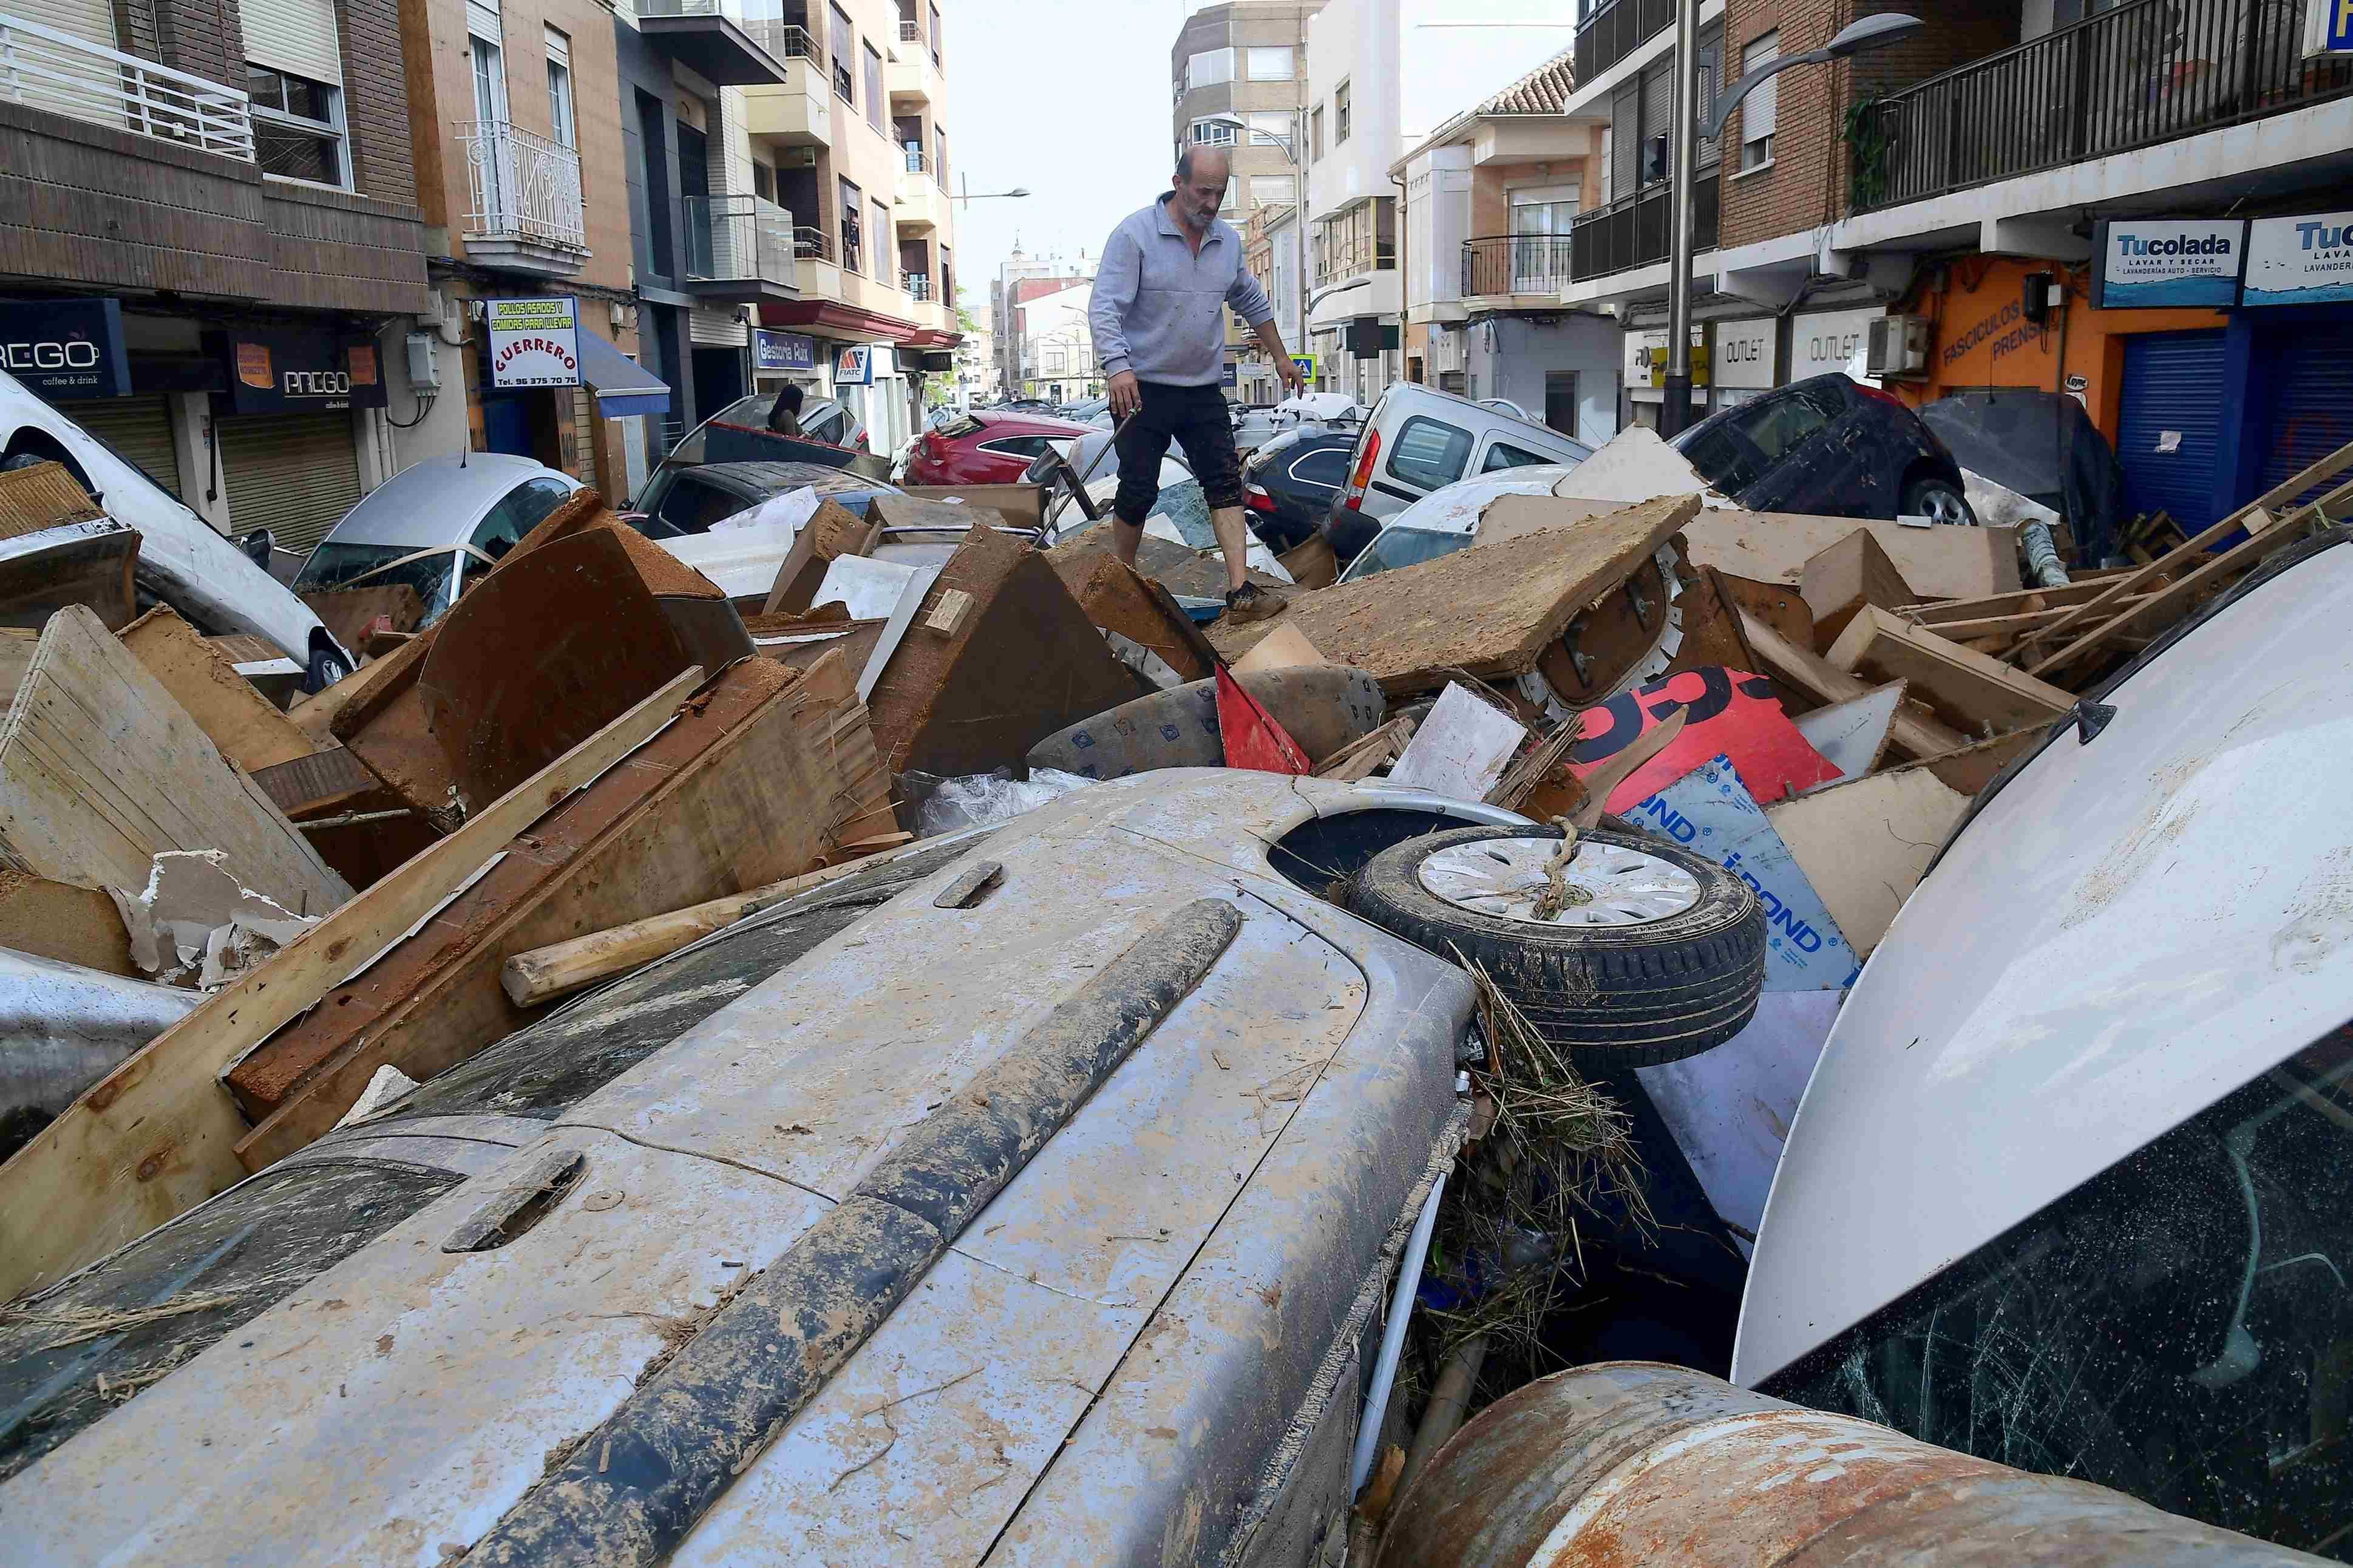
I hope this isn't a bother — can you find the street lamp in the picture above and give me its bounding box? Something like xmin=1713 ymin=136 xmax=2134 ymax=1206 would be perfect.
xmin=956 ymin=175 xmax=1031 ymax=206
xmin=1204 ymin=112 xmax=1309 ymax=398
xmin=1660 ymin=12 xmax=1924 ymax=435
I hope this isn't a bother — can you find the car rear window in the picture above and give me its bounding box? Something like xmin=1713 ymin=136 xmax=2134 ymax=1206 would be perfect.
xmin=1346 ymin=525 xmax=1473 ymax=582
xmin=1479 ymin=440 xmax=1555 ymax=473
xmin=1385 ymin=416 xmax=1473 ymax=492
xmin=1290 ymin=448 xmax=1348 ymax=486
xmin=0 ymin=1157 xmax=461 ymax=1481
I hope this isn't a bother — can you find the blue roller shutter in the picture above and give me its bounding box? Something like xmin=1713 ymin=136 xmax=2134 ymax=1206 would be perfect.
xmin=2252 ymin=321 xmax=2353 ymax=515
xmin=2116 ymin=330 xmax=2226 ymax=534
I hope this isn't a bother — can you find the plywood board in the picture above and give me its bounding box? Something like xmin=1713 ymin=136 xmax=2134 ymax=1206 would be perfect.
xmin=1799 ymin=529 xmax=1914 ymax=652
xmin=1737 ymin=607 xmax=1967 ymax=762
xmin=1826 ymin=605 xmax=2073 ymax=736
xmin=0 ymin=605 xmax=349 ymax=914
xmin=0 ymin=521 xmax=139 ymax=631
xmin=900 ymin=484 xmax=1047 ymax=529
xmin=0 ymin=460 xmax=101 ymax=539
xmin=1050 ymin=549 xmax=1221 ymax=682
xmin=1766 ymin=768 xmax=1971 ymax=957
xmin=1717 ymin=573 xmax=1815 ymax=654
xmin=1682 ymin=510 xmax=2020 ymax=600
xmin=0 ymin=867 xmax=137 ymax=976
xmin=1206 ymin=494 xmax=1700 ymax=694
xmin=118 ymin=607 xmax=314 ymax=774
xmin=0 ymin=667 xmax=701 ymax=1302
xmin=1661 ymin=567 xmax=1761 ymax=682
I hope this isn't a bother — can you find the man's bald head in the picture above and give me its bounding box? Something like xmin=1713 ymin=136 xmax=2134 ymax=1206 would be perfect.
xmin=1170 ymin=144 xmax=1232 ymax=234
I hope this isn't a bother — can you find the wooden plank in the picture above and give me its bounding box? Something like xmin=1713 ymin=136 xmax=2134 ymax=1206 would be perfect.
xmin=0 ymin=666 xmax=702 ymax=1302
xmin=1206 ymin=494 xmax=1700 ymax=693
xmin=1048 ymin=549 xmax=1222 ymax=683
xmin=229 ymin=657 xmax=854 ymax=1168
xmin=1896 ymin=575 xmax=2167 ymax=624
xmin=2028 ymin=476 xmax=2353 ymax=677
xmin=251 ymin=745 xmax=380 ymax=815
xmin=1767 ymin=767 xmax=1971 ymax=957
xmin=1902 ymin=598 xmax=2154 ymax=647
xmin=0 ymin=521 xmax=140 ymax=631
xmin=117 ymin=606 xmax=315 ymax=774
xmin=1716 ymin=573 xmax=1816 ymax=657
xmin=0 ymin=867 xmax=137 ymax=976
xmin=1799 ymin=529 xmax=1915 ymax=653
xmin=1826 ymin=606 xmax=2074 ymax=736
xmin=0 ymin=605 xmax=350 ymax=915
xmin=0 ymin=626 xmax=35 ymax=719
xmin=1736 ymin=606 xmax=1968 ymax=761
xmin=2008 ymin=436 xmax=2353 ymax=664
xmin=761 ymin=498 xmax=882 ymax=615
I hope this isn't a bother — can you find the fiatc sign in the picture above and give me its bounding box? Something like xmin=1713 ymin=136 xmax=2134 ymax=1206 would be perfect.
xmin=2244 ymin=212 xmax=2353 ymax=306
xmin=2093 ymin=219 xmax=2245 ymax=308
xmin=487 ymin=297 xmax=582 ymax=388
xmin=0 ymin=298 xmax=132 ymax=399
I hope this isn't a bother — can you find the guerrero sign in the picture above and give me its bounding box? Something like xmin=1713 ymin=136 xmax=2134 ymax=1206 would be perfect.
xmin=2092 ymin=219 xmax=2245 ymax=308
xmin=488 ymin=297 xmax=582 ymax=388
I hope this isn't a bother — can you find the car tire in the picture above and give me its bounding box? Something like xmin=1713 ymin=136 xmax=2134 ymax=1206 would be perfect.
xmin=1901 ymin=475 xmax=1977 ymax=528
xmin=1345 ymin=825 xmax=1765 ymax=1069
xmin=305 ymin=644 xmax=352 ymax=693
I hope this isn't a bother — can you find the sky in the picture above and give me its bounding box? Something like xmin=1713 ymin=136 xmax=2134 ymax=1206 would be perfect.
xmin=945 ymin=0 xmax=1575 ymax=317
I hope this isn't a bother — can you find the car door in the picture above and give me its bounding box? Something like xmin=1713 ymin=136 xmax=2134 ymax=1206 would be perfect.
xmin=1378 ymin=414 xmax=1475 ymax=509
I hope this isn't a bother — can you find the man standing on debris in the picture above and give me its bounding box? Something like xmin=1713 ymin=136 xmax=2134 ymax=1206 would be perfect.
xmin=1093 ymin=145 xmax=1305 ymax=623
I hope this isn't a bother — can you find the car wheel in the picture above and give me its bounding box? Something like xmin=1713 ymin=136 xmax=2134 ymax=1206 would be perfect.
xmin=1346 ymin=825 xmax=1765 ymax=1069
xmin=1901 ymin=475 xmax=1976 ymax=527
xmin=305 ymin=644 xmax=352 ymax=693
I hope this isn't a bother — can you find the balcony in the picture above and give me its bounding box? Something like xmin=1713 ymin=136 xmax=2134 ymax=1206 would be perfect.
xmin=740 ymin=29 xmax=830 ymax=146
xmin=1462 ymin=234 xmax=1576 ymax=302
xmin=682 ymin=194 xmax=795 ymax=302
xmin=886 ymin=32 xmax=937 ymax=103
xmin=894 ymin=153 xmax=943 ymax=230
xmin=636 ymin=0 xmax=791 ymax=87
xmin=1574 ymin=0 xmax=1674 ymax=96
xmin=902 ymin=270 xmax=930 ymax=299
xmin=1569 ymin=178 xmax=1716 ymax=283
xmin=1856 ymin=0 xmax=2353 ymax=213
xmin=0 ymin=12 xmax=253 ymax=157
xmin=458 ymin=119 xmax=587 ymax=274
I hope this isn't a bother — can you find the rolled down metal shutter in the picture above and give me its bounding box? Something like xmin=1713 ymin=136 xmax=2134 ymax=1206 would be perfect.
xmin=2253 ymin=322 xmax=2353 ymax=514
xmin=69 ymin=395 xmax=181 ymax=500
xmin=2116 ymin=330 xmax=2226 ymax=533
xmin=219 ymin=410 xmax=362 ymax=554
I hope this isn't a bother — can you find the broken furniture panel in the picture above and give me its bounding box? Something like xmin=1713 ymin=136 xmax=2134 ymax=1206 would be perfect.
xmin=1682 ymin=509 xmax=2020 ymax=600
xmin=1825 ymin=606 xmax=2073 ymax=737
xmin=0 ymin=867 xmax=138 ymax=977
xmin=1765 ymin=767 xmax=1972 ymax=957
xmin=1736 ymin=606 xmax=1968 ymax=762
xmin=1048 ymin=549 xmax=1222 ymax=684
xmin=117 ymin=606 xmax=315 ymax=774
xmin=300 ymin=583 xmax=426 ymax=651
xmin=1790 ymin=682 xmax=1906 ymax=787
xmin=0 ymin=460 xmax=104 ymax=540
xmin=0 ymin=521 xmax=140 ymax=632
xmin=761 ymin=498 xmax=883 ymax=616
xmin=1799 ymin=529 xmax=1915 ymax=653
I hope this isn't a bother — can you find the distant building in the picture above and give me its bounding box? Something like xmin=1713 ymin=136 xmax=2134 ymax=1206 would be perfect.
xmin=988 ymin=246 xmax=1094 ymax=401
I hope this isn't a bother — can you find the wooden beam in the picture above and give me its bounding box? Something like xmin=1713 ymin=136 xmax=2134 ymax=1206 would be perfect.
xmin=1799 ymin=529 xmax=1915 ymax=652
xmin=0 ymin=666 xmax=702 ymax=1302
xmin=1827 ymin=606 xmax=2075 ymax=736
xmin=1736 ymin=606 xmax=1968 ymax=761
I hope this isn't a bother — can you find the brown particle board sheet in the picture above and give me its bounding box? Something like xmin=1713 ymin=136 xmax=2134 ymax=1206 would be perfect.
xmin=1682 ymin=509 xmax=2020 ymax=600
xmin=117 ymin=606 xmax=315 ymax=774
xmin=1206 ymin=494 xmax=1700 ymax=695
xmin=0 ymin=605 xmax=351 ymax=915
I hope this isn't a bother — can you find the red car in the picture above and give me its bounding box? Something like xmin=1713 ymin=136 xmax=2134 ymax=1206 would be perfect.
xmin=908 ymin=410 xmax=1092 ymax=485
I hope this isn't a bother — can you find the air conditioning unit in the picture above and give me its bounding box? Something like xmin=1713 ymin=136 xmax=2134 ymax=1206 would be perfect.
xmin=1866 ymin=314 xmax=1930 ymax=378
xmin=777 ymin=145 xmax=818 ymax=168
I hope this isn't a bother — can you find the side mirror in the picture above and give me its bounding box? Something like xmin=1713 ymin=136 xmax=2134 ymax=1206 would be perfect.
xmin=239 ymin=528 xmax=276 ymax=568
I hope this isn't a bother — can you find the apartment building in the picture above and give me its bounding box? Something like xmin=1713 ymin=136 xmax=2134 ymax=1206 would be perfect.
xmin=1019 ymin=283 xmax=1101 ymax=407
xmin=733 ymin=0 xmax=959 ymax=460
xmin=1242 ymin=200 xmax=1304 ymax=402
xmin=1392 ymin=46 xmax=1619 ymax=443
xmin=988 ymin=246 xmax=1093 ymax=402
xmin=0 ymin=0 xmax=432 ymax=549
xmin=1170 ymin=1 xmax=1321 ymax=394
xmin=1555 ymin=0 xmax=2353 ymax=515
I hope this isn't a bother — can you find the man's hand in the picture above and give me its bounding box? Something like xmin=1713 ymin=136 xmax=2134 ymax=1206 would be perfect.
xmin=1276 ymin=356 xmax=1307 ymax=399
xmin=1107 ymin=370 xmax=1142 ymax=422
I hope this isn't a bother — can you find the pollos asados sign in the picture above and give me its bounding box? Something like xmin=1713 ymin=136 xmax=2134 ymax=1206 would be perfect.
xmin=487 ymin=297 xmax=583 ymax=389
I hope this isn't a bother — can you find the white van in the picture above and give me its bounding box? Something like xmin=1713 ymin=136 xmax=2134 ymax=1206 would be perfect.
xmin=1328 ymin=383 xmax=1592 ymax=548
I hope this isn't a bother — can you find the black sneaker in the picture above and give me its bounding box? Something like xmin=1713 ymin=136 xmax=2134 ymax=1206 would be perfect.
xmin=1224 ymin=582 xmax=1289 ymax=623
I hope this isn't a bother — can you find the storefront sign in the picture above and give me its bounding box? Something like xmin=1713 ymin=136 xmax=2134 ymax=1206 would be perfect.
xmin=2244 ymin=211 xmax=2353 ymax=306
xmin=487 ymin=297 xmax=581 ymax=389
xmin=1624 ymin=328 xmax=1708 ymax=392
xmin=2307 ymin=0 xmax=2353 ymax=54
xmin=212 ymin=327 xmax=387 ymax=413
xmin=832 ymin=344 xmax=874 ymax=385
xmin=753 ymin=329 xmax=816 ymax=373
xmin=0 ymin=298 xmax=131 ymax=400
xmin=2093 ymin=219 xmax=2245 ymax=308
xmin=1790 ymin=308 xmax=1883 ymax=382
xmin=1712 ymin=318 xmax=1777 ymax=390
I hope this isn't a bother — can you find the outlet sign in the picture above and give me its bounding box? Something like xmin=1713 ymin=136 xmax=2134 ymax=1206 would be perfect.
xmin=1712 ymin=318 xmax=1777 ymax=389
xmin=1790 ymin=307 xmax=1884 ymax=383
xmin=2093 ymin=219 xmax=2245 ymax=308
xmin=0 ymin=298 xmax=131 ymax=400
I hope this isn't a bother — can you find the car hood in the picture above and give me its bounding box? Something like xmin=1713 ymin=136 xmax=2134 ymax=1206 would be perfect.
xmin=1734 ymin=535 xmax=2353 ymax=1385
xmin=10 ymin=772 xmax=1479 ymax=1566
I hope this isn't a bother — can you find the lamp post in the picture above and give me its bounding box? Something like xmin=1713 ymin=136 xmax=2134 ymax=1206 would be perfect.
xmin=1206 ymin=112 xmax=1309 ymax=397
xmin=956 ymin=175 xmax=1031 ymax=206
xmin=1660 ymin=12 xmax=1923 ymax=435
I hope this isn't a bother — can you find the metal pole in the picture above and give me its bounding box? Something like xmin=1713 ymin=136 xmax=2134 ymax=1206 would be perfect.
xmin=1296 ymin=110 xmax=1310 ymax=392
xmin=1662 ymin=0 xmax=1701 ymax=436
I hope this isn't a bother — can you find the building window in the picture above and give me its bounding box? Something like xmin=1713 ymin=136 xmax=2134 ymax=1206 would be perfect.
xmin=1251 ymin=174 xmax=1294 ymax=206
xmin=1246 ymin=110 xmax=1291 ymax=149
xmin=1740 ymin=32 xmax=1777 ymax=169
xmin=1190 ymin=118 xmax=1238 ymax=146
xmin=829 ymin=3 xmax=854 ymax=100
xmin=1245 ymin=45 xmax=1293 ymax=81
xmin=753 ymin=161 xmax=774 ymax=201
xmin=1186 ymin=46 xmax=1234 ymax=89
xmin=863 ymin=42 xmax=883 ymax=132
xmin=839 ymin=175 xmax=863 ymax=272
xmin=1309 ymin=104 xmax=1323 ymax=160
xmin=247 ymin=64 xmax=349 ymax=187
xmin=928 ymin=1 xmax=941 ymax=64
xmin=870 ymin=198 xmax=891 ymax=279
xmin=934 ymin=124 xmax=948 ymax=185
xmin=545 ymin=26 xmax=575 ymax=150
xmin=1334 ymin=81 xmax=1351 ymax=144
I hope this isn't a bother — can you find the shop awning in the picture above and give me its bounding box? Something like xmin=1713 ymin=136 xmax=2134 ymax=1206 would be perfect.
xmin=579 ymin=331 xmax=671 ymax=418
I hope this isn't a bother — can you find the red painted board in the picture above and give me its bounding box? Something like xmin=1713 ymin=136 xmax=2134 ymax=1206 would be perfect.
xmin=1217 ymin=664 xmax=1313 ymax=775
xmin=1567 ymin=667 xmax=1839 ymax=812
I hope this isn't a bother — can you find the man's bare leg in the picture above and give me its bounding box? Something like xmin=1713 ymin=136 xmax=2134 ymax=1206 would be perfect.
xmin=1212 ymin=504 xmax=1288 ymax=621
xmin=1112 ymin=516 xmax=1145 ymax=568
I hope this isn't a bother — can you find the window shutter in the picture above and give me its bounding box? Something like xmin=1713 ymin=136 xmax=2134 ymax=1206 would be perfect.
xmin=543 ymin=22 xmax=569 ymax=64
xmin=245 ymin=0 xmax=344 ymax=84
xmin=1611 ymin=81 xmax=1639 ymax=194
xmin=466 ymin=0 xmax=501 ymax=44
xmin=1744 ymin=34 xmax=1779 ymax=142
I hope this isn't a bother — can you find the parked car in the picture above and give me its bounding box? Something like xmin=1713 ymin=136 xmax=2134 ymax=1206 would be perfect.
xmin=0 ymin=369 xmax=354 ymax=688
xmin=0 ymin=771 xmax=1530 ymax=1565
xmin=291 ymin=455 xmax=582 ymax=629
xmin=907 ymin=409 xmax=1092 ymax=486
xmin=1331 ymin=465 xmax=1583 ymax=585
xmin=1056 ymin=395 xmax=1110 ymax=423
xmin=1674 ymin=373 xmax=1975 ymax=524
xmin=1326 ymin=382 xmax=1592 ymax=547
xmin=1735 ymin=527 xmax=2353 ymax=1556
xmin=625 ymin=460 xmax=900 ymax=540
xmin=1243 ymin=429 xmax=1356 ymax=555
xmin=664 ymin=393 xmax=866 ymax=465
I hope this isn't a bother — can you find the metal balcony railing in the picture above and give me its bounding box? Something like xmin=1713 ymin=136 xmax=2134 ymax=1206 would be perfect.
xmin=900 ymin=145 xmax=928 ymax=173
xmin=745 ymin=20 xmax=821 ymax=68
xmin=683 ymin=192 xmax=792 ymax=287
xmin=1574 ymin=0 xmax=1675 ymax=98
xmin=903 ymin=271 xmax=931 ymax=299
xmin=1462 ymin=234 xmax=1577 ymax=296
xmin=458 ymin=118 xmax=586 ymax=249
xmin=1569 ymin=178 xmax=1717 ymax=283
xmin=793 ymin=225 xmax=833 ymax=262
xmin=0 ymin=12 xmax=253 ymax=157
xmin=1314 ymin=236 xmax=1396 ymax=287
xmin=1856 ymin=0 xmax=2353 ymax=212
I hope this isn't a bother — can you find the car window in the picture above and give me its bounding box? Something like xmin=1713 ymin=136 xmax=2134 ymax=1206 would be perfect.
xmin=654 ymin=473 xmax=747 ymax=535
xmin=1343 ymin=525 xmax=1473 ymax=582
xmin=1384 ymin=416 xmax=1473 ymax=492
xmin=979 ymin=435 xmax=1056 ymax=461
xmin=803 ymin=407 xmax=849 ymax=446
xmin=1762 ymin=1022 xmax=2353 ymax=1557
xmin=1289 ymin=448 xmax=1349 ymax=487
xmin=292 ymin=541 xmax=458 ymax=622
xmin=0 ymin=1156 xmax=462 ymax=1482
xmin=469 ymin=477 xmax=573 ymax=557
xmin=1479 ymin=440 xmax=1556 ymax=474
xmin=1727 ymin=392 xmax=1832 ymax=466
xmin=1678 ymin=418 xmax=1766 ymax=497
